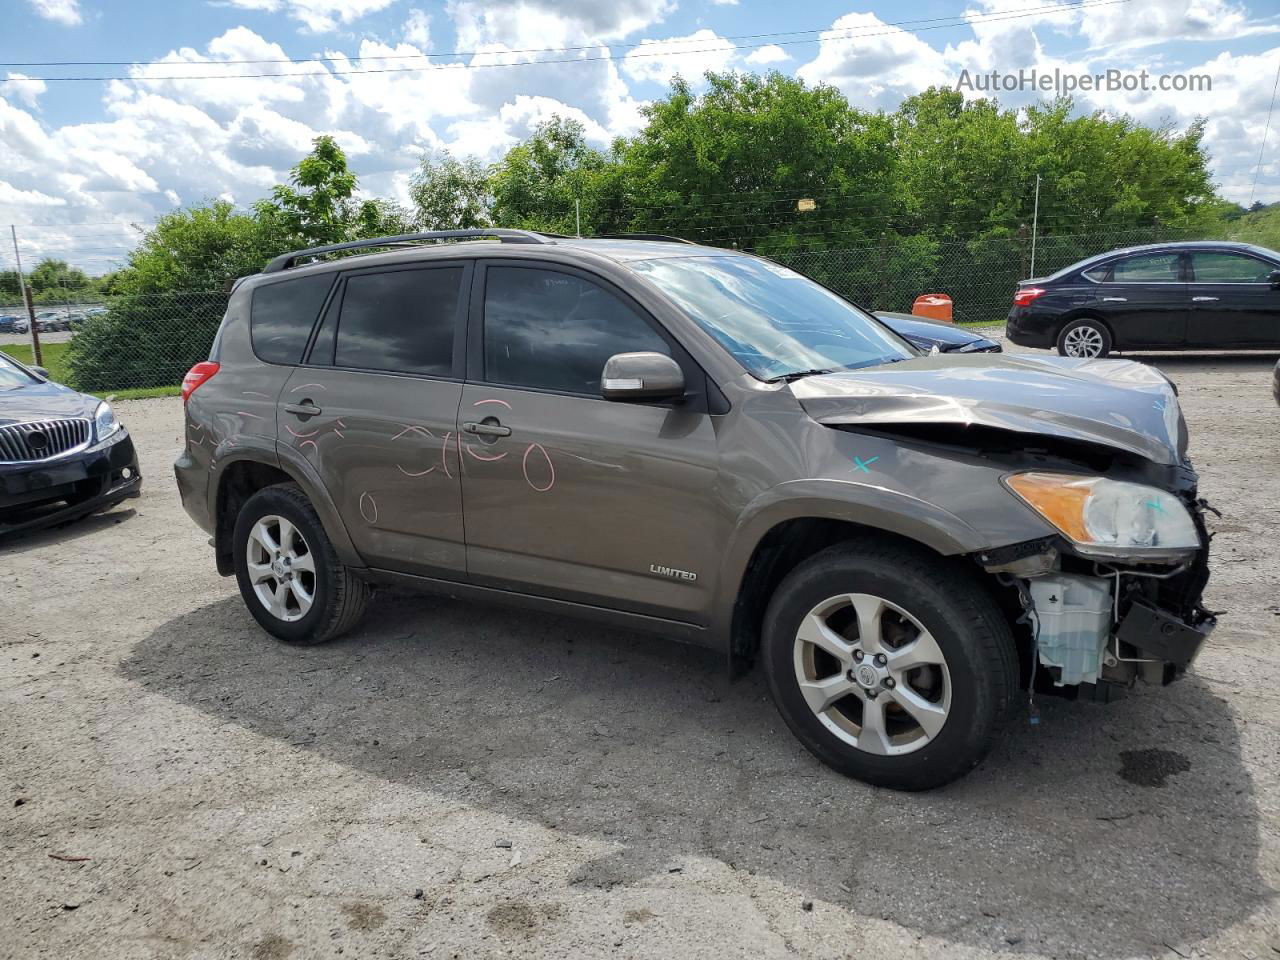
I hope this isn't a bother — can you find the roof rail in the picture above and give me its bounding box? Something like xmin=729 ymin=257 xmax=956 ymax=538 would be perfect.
xmin=593 ymin=233 xmax=697 ymax=244
xmin=262 ymin=228 xmax=553 ymax=274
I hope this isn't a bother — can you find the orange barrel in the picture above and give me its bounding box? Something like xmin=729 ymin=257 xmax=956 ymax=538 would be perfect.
xmin=912 ymin=293 xmax=953 ymax=323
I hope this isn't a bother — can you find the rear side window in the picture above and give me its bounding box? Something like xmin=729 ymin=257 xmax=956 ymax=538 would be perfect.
xmin=1111 ymin=253 xmax=1181 ymax=282
xmin=1190 ymin=252 xmax=1273 ymax=283
xmin=334 ymin=267 xmax=462 ymax=376
xmin=250 ymin=274 xmax=334 ymax=364
xmin=483 ymin=266 xmax=670 ymax=394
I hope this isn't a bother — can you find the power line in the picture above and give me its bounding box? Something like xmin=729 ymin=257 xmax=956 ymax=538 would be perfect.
xmin=1250 ymin=53 xmax=1280 ymax=206
xmin=1 ymin=0 xmax=1130 ymax=83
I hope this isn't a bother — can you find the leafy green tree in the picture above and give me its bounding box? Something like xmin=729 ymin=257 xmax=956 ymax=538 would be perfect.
xmin=489 ymin=117 xmax=615 ymax=234
xmin=29 ymin=258 xmax=92 ymax=295
xmin=411 ymin=153 xmax=493 ymax=229
xmin=0 ymin=270 xmax=22 ymax=300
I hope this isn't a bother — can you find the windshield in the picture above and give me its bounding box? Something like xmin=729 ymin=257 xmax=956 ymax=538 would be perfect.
xmin=627 ymin=255 xmax=914 ymax=380
xmin=0 ymin=354 xmax=38 ymax=389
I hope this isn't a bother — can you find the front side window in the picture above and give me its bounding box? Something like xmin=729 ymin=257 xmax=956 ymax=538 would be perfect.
xmin=483 ymin=266 xmax=670 ymax=395
xmin=1111 ymin=253 xmax=1182 ymax=283
xmin=627 ymin=255 xmax=913 ymax=380
xmin=1190 ymin=252 xmax=1274 ymax=283
xmin=0 ymin=354 xmax=38 ymax=388
xmin=250 ymin=274 xmax=334 ymax=364
xmin=334 ymin=267 xmax=462 ymax=376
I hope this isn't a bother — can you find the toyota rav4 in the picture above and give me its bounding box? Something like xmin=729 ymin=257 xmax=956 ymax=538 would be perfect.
xmin=175 ymin=230 xmax=1217 ymax=790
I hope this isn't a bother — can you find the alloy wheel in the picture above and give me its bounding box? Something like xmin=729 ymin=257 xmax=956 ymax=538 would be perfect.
xmin=792 ymin=593 xmax=951 ymax=756
xmin=245 ymin=514 xmax=316 ymax=622
xmin=1063 ymin=325 xmax=1105 ymax=358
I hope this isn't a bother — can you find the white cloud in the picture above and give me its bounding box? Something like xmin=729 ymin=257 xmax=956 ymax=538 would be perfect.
xmin=403 ymin=8 xmax=431 ymax=48
xmin=711 ymin=0 xmax=739 ymax=5
xmin=797 ymin=13 xmax=951 ymax=110
xmin=448 ymin=0 xmax=675 ymax=49
xmin=745 ymin=44 xmax=789 ymax=66
xmin=0 ymin=182 xmax=66 ymax=207
xmin=4 ymin=74 xmax=48 ymax=109
xmin=27 ymin=0 xmax=81 ymax=25
xmin=623 ymin=29 xmax=737 ymax=86
xmin=217 ymin=0 xmax=401 ymax=33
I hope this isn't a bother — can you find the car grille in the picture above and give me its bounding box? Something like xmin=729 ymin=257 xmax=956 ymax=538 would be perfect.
xmin=0 ymin=418 xmax=91 ymax=463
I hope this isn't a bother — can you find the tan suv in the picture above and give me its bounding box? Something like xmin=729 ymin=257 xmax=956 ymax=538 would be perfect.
xmin=175 ymin=229 xmax=1217 ymax=790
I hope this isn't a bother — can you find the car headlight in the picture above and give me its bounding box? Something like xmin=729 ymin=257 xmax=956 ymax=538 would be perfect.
xmin=94 ymin=400 xmax=120 ymax=443
xmin=1004 ymin=472 xmax=1199 ymax=557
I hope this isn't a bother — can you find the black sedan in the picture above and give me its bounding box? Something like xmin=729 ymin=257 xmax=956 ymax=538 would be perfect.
xmin=875 ymin=311 xmax=1002 ymax=353
xmin=1006 ymin=240 xmax=1280 ymax=358
xmin=0 ymin=352 xmax=141 ymax=540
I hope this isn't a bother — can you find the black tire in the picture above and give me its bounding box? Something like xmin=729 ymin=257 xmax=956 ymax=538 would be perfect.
xmin=232 ymin=482 xmax=370 ymax=645
xmin=762 ymin=540 xmax=1018 ymax=791
xmin=1056 ymin=317 xmax=1113 ymax=358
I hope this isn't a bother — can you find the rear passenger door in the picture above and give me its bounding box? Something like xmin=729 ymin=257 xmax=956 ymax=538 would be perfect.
xmin=456 ymin=261 xmax=721 ymax=623
xmin=1094 ymin=252 xmax=1189 ymax=347
xmin=278 ymin=262 xmax=470 ymax=579
xmin=1186 ymin=251 xmax=1280 ymax=347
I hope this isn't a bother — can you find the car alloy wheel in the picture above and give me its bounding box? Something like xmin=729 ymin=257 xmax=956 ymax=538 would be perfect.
xmin=792 ymin=592 xmax=951 ymax=756
xmin=245 ymin=514 xmax=316 ymax=622
xmin=1062 ymin=324 xmax=1105 ymax=358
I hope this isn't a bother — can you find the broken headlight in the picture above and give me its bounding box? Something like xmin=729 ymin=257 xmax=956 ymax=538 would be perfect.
xmin=1004 ymin=472 xmax=1200 ymax=559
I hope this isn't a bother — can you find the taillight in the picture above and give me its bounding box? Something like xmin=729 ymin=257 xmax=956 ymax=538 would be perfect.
xmin=182 ymin=361 xmax=220 ymax=404
xmin=1012 ymin=286 xmax=1046 ymax=307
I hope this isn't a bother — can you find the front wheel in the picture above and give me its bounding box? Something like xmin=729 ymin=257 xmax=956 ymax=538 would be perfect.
xmin=1057 ymin=318 xmax=1112 ymax=358
xmin=762 ymin=541 xmax=1017 ymax=790
xmin=233 ymin=483 xmax=370 ymax=645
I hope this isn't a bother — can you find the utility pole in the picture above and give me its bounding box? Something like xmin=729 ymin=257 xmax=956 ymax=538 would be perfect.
xmin=1030 ymin=174 xmax=1041 ymax=278
xmin=575 ymin=198 xmax=581 ymax=238
xmin=10 ymin=225 xmax=42 ymax=367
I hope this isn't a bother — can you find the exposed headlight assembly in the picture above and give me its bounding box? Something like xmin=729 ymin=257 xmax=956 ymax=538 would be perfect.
xmin=94 ymin=400 xmax=120 ymax=443
xmin=1005 ymin=472 xmax=1200 ymax=559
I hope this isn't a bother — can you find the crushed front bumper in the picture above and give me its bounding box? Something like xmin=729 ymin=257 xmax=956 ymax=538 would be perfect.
xmin=0 ymin=430 xmax=141 ymax=541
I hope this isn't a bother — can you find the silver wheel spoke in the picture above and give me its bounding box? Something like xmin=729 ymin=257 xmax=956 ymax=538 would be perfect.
xmin=289 ymin=578 xmax=314 ymax=614
xmin=885 ymin=629 xmax=946 ymax=674
xmin=250 ymin=522 xmax=279 ymax=556
xmin=857 ymin=698 xmax=892 ymax=755
xmin=850 ymin=594 xmax=885 ymax=654
xmin=288 ymin=551 xmax=315 ymax=575
xmin=888 ymin=685 xmax=948 ymax=740
xmin=247 ymin=560 xmax=274 ymax=585
xmin=273 ymin=581 xmax=292 ymax=616
xmin=799 ymin=673 xmax=856 ymax=714
xmin=796 ymin=612 xmax=854 ymax=664
xmin=277 ymin=517 xmax=297 ymax=554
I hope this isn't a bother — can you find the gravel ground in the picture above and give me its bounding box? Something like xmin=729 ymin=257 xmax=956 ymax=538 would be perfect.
xmin=3 ymin=341 xmax=1279 ymax=960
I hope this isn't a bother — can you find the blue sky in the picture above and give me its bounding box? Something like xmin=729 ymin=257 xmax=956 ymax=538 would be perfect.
xmin=4 ymin=0 xmax=1279 ymax=272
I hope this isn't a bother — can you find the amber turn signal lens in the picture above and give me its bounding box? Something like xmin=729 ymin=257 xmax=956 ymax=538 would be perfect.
xmin=1004 ymin=472 xmax=1093 ymax=542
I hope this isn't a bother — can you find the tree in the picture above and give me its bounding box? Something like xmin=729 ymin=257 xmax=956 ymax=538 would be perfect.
xmin=411 ymin=153 xmax=492 ymax=229
xmin=29 ymin=258 xmax=92 ymax=295
xmin=255 ymin=135 xmax=409 ymax=246
xmin=489 ymin=117 xmax=614 ymax=234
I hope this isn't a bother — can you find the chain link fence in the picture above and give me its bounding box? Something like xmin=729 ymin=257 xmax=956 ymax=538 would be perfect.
xmin=0 ymin=224 xmax=1202 ymax=393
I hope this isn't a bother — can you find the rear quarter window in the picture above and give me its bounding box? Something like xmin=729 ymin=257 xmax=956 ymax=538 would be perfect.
xmin=250 ymin=274 xmax=334 ymax=364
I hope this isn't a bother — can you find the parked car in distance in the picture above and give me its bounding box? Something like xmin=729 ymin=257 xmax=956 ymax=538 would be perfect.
xmin=176 ymin=229 xmax=1216 ymax=791
xmin=0 ymin=351 xmax=141 ymax=539
xmin=0 ymin=316 xmax=18 ymax=334
xmin=875 ymin=311 xmax=1001 ymax=353
xmin=11 ymin=317 xmax=29 ymax=334
xmin=1007 ymin=240 xmax=1280 ymax=357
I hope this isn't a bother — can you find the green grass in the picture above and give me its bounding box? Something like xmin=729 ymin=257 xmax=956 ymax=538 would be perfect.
xmin=1 ymin=341 xmax=180 ymax=400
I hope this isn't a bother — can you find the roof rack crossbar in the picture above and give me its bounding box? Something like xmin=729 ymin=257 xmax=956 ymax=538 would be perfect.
xmin=594 ymin=233 xmax=696 ymax=244
xmin=262 ymin=229 xmax=553 ymax=273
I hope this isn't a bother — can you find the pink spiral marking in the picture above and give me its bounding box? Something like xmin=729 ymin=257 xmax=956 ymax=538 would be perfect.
xmin=473 ymin=398 xmax=512 ymax=409
xmin=465 ymin=444 xmax=508 ymax=462
xmin=236 ymin=411 xmax=265 ymax=419
xmin=397 ymin=463 xmax=436 ymax=477
xmin=440 ymin=431 xmax=454 ymax=479
xmin=241 ymin=390 xmax=272 ymax=399
xmin=286 ymin=425 xmax=319 ymax=439
xmin=290 ymin=382 xmax=326 ymax=392
xmin=332 ymin=430 xmax=345 ymax=439
xmin=391 ymin=424 xmax=434 ymax=441
xmin=299 ymin=439 xmax=318 ymax=456
xmin=358 ymin=491 xmax=378 ymax=524
xmin=522 ymin=443 xmax=555 ymax=493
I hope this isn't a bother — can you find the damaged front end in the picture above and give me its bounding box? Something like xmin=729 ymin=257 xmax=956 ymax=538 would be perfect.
xmin=980 ymin=487 xmax=1216 ymax=698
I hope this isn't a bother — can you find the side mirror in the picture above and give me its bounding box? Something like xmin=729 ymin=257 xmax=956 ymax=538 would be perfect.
xmin=601 ymin=352 xmax=684 ymax=400
xmin=1269 ymin=269 xmax=1280 ymax=289
xmin=31 ymin=366 xmax=50 ymax=379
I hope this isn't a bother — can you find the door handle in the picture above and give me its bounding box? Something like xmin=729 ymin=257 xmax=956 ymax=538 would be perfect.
xmin=1192 ymin=296 xmax=1219 ymax=302
xmin=1101 ymin=296 xmax=1128 ymax=302
xmin=284 ymin=401 xmax=322 ymax=416
xmin=462 ymin=420 xmax=511 ymax=438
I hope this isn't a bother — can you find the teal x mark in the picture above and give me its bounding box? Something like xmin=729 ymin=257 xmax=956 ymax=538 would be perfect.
xmin=852 ymin=456 xmax=880 ymax=473
xmin=1146 ymin=499 xmax=1165 ymax=513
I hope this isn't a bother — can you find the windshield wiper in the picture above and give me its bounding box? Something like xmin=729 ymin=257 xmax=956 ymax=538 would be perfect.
xmin=764 ymin=368 xmax=836 ymax=384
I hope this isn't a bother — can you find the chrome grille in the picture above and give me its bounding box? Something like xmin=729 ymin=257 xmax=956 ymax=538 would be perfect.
xmin=0 ymin=418 xmax=91 ymax=463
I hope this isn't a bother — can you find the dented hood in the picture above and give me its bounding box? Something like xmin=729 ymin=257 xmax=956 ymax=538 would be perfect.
xmin=791 ymin=353 xmax=1185 ymax=465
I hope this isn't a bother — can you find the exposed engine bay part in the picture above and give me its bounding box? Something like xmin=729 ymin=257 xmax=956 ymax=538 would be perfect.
xmin=1028 ymin=574 xmax=1112 ymax=686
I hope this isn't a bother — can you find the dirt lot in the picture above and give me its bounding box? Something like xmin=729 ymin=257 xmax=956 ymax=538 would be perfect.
xmin=3 ymin=345 xmax=1279 ymax=960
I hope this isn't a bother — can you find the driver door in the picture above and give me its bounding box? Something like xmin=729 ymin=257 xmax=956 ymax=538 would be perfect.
xmin=457 ymin=261 xmax=721 ymax=623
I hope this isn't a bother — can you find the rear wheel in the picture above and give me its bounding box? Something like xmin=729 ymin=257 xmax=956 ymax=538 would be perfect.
xmin=762 ymin=541 xmax=1017 ymax=790
xmin=1056 ymin=317 xmax=1112 ymax=358
xmin=233 ymin=483 xmax=369 ymax=645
